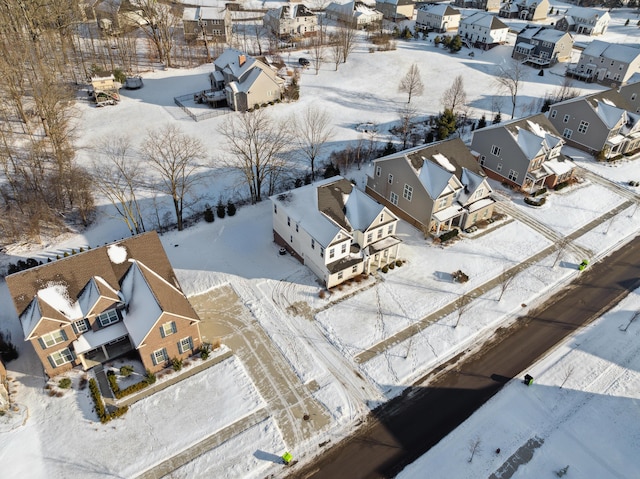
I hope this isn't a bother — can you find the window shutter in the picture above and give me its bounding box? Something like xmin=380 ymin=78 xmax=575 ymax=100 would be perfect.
xmin=163 ymin=348 xmax=168 ymax=362
xmin=171 ymin=321 xmax=177 ymax=334
xmin=39 ymin=338 xmax=46 ymax=350
xmin=61 ymin=329 xmax=68 ymax=341
xmin=177 ymin=340 xmax=183 ymax=354
xmin=151 ymin=353 xmax=157 ymax=366
xmin=189 ymin=337 xmax=193 ymax=350
xmin=160 ymin=326 xmax=165 ymax=338
xmin=47 ymin=355 xmax=57 ymax=369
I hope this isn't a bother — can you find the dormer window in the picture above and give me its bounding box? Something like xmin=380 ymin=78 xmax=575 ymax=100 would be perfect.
xmin=74 ymin=319 xmax=89 ymax=334
xmin=97 ymin=309 xmax=119 ymax=327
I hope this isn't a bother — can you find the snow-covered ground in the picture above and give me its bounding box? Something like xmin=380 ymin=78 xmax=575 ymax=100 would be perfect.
xmin=1 ymin=3 xmax=640 ymax=478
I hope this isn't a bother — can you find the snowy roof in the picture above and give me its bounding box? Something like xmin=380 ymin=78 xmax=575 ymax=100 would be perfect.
xmin=566 ymin=6 xmax=608 ymax=21
xmin=344 ymin=188 xmax=386 ymax=232
xmin=73 ymin=321 xmax=128 ymax=354
xmin=214 ymin=49 xmax=257 ymax=79
xmin=183 ymin=6 xmax=227 ymax=21
xmin=417 ymin=160 xmax=457 ymax=199
xmin=532 ymin=28 xmax=568 ymax=43
xmin=419 ymin=4 xmax=460 ymax=16
xmin=457 ymin=168 xmax=491 ymax=205
xmin=544 ymin=156 xmax=575 ymax=176
xmin=594 ymin=100 xmax=626 ymax=129
xmin=582 ymin=40 xmax=640 ymax=64
xmin=461 ymin=12 xmax=508 ymax=30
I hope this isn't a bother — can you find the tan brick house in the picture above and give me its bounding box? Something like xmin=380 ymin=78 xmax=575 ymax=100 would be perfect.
xmin=6 ymin=232 xmax=202 ymax=377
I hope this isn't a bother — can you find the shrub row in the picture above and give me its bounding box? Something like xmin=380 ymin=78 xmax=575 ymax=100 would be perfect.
xmin=524 ymin=196 xmax=546 ymax=207
xmin=89 ymin=378 xmax=129 ymax=423
xmin=439 ymin=229 xmax=459 ymax=243
xmin=107 ymin=369 xmax=154 ymax=399
xmin=555 ymin=181 xmax=569 ymax=191
xmin=533 ymin=187 xmax=547 ymax=197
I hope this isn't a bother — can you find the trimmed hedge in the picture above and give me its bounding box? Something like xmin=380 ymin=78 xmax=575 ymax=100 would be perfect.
xmin=89 ymin=378 xmax=130 ymax=423
xmin=524 ymin=196 xmax=546 ymax=207
xmin=439 ymin=229 xmax=459 ymax=243
xmin=107 ymin=370 xmax=151 ymax=399
xmin=555 ymin=181 xmax=569 ymax=191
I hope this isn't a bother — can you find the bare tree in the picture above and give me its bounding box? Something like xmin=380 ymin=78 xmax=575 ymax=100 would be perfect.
xmin=468 ymin=437 xmax=482 ymax=462
xmin=296 ymin=105 xmax=335 ymax=181
xmin=393 ymin=103 xmax=417 ymax=149
xmin=337 ymin=26 xmax=357 ymax=63
xmin=495 ymin=61 xmax=526 ymax=119
xmin=497 ymin=268 xmax=516 ymax=302
xmin=552 ymin=238 xmax=570 ymax=268
xmin=137 ymin=0 xmax=179 ymax=67
xmin=454 ymin=293 xmax=472 ymax=328
xmin=329 ymin=33 xmax=342 ymax=71
xmin=140 ymin=124 xmax=207 ymax=231
xmin=441 ymin=75 xmax=467 ymax=117
xmin=559 ymin=365 xmax=575 ymax=388
xmin=398 ymin=63 xmax=424 ymax=103
xmin=221 ymin=110 xmax=291 ymax=203
xmin=93 ymin=136 xmax=146 ymax=235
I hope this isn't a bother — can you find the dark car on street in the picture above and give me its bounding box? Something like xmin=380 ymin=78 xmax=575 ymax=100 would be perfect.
xmin=299 ymin=57 xmax=310 ymax=67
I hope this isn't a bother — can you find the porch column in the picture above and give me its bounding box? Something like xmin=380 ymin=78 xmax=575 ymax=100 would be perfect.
xmin=101 ymin=344 xmax=109 ymax=360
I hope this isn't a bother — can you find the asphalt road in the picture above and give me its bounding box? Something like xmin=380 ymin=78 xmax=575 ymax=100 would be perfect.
xmin=296 ymin=236 xmax=640 ymax=479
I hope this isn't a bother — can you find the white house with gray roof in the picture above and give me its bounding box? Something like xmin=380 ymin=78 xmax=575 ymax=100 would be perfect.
xmin=458 ymin=12 xmax=508 ymax=49
xmin=555 ymin=7 xmax=609 ymax=36
xmin=566 ymin=40 xmax=640 ymax=86
xmin=416 ymin=4 xmax=461 ymax=32
xmin=263 ymin=3 xmax=318 ymax=38
xmin=271 ymin=177 xmax=401 ymax=288
xmin=325 ymin=1 xmax=383 ymax=29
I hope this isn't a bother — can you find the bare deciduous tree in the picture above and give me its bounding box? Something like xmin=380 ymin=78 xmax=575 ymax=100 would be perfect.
xmin=497 ymin=268 xmax=516 ymax=302
xmin=137 ymin=0 xmax=179 ymax=67
xmin=398 ymin=63 xmax=424 ymax=103
xmin=552 ymin=238 xmax=570 ymax=268
xmin=495 ymin=61 xmax=526 ymax=119
xmin=329 ymin=33 xmax=342 ymax=71
xmin=337 ymin=26 xmax=357 ymax=63
xmin=392 ymin=103 xmax=417 ymax=150
xmin=468 ymin=437 xmax=482 ymax=462
xmin=454 ymin=293 xmax=472 ymax=328
xmin=441 ymin=75 xmax=467 ymax=117
xmin=559 ymin=365 xmax=575 ymax=388
xmin=140 ymin=124 xmax=207 ymax=231
xmin=221 ymin=110 xmax=291 ymax=203
xmin=296 ymin=105 xmax=335 ymax=181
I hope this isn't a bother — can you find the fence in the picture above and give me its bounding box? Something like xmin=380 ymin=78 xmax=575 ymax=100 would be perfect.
xmin=174 ymin=91 xmax=233 ymax=122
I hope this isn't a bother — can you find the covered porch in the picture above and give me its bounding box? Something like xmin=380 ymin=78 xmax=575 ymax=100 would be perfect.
xmin=431 ymin=204 xmax=465 ymax=235
xmin=523 ymin=165 xmax=553 ymax=194
xmin=73 ymin=322 xmax=134 ymax=370
xmin=365 ymin=236 xmax=402 ymax=272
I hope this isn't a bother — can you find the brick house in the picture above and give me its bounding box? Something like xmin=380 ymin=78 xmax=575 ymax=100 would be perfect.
xmin=6 ymin=232 xmax=203 ymax=378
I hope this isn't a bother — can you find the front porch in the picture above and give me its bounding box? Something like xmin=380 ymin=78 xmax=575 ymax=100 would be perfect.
xmin=431 ymin=204 xmax=465 ymax=235
xmin=365 ymin=236 xmax=402 ymax=272
xmin=73 ymin=322 xmax=135 ymax=370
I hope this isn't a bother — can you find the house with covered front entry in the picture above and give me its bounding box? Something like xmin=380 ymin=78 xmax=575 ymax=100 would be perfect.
xmin=366 ymin=138 xmax=495 ymax=236
xmin=6 ymin=231 xmax=203 ymax=378
xmin=566 ymin=40 xmax=640 ymax=86
xmin=271 ymin=177 xmax=401 ymax=288
xmin=416 ymin=4 xmax=461 ymax=32
xmin=471 ymin=114 xmax=574 ymax=192
xmin=263 ymin=3 xmax=318 ymax=38
xmin=555 ymin=7 xmax=609 ymax=36
xmin=458 ymin=12 xmax=508 ymax=49
xmin=512 ymin=26 xmax=573 ymax=66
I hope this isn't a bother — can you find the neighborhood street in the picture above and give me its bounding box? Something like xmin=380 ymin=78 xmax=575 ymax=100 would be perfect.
xmin=295 ymin=233 xmax=640 ymax=479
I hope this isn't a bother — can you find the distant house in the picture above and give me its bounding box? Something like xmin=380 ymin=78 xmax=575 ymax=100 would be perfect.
xmin=471 ymin=114 xmax=574 ymax=192
xmin=92 ymin=0 xmax=148 ymax=32
xmin=183 ymin=6 xmax=232 ymax=42
xmin=271 ymin=177 xmax=401 ymax=288
xmin=416 ymin=4 xmax=461 ymax=32
xmin=566 ymin=41 xmax=640 ymax=86
xmin=5 ymin=232 xmax=203 ymax=378
xmin=499 ymin=0 xmax=549 ymax=21
xmin=555 ymin=7 xmax=609 ymax=36
xmin=366 ymin=139 xmax=496 ymax=236
xmin=547 ymin=88 xmax=640 ymax=159
xmin=512 ymin=26 xmax=573 ymax=66
xmin=375 ymin=0 xmax=415 ymax=21
xmin=263 ymin=3 xmax=318 ymax=38
xmin=209 ymin=49 xmax=284 ymax=111
xmin=451 ymin=0 xmax=500 ymax=13
xmin=325 ymin=1 xmax=383 ymax=29
xmin=458 ymin=12 xmax=508 ymax=49
xmin=619 ymin=80 xmax=640 ymax=113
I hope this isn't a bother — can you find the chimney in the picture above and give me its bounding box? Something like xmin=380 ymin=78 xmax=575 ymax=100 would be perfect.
xmin=238 ymin=54 xmax=246 ymax=66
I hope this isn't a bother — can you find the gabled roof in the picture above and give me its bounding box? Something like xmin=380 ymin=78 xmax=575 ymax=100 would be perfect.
xmin=419 ymin=4 xmax=460 ymax=16
xmin=582 ymin=40 xmax=640 ymax=64
xmin=183 ymin=6 xmax=227 ymax=21
xmin=457 ymin=169 xmax=489 ymax=204
xmin=594 ymin=100 xmax=627 ymax=129
xmin=461 ymin=12 xmax=508 ymax=30
xmin=566 ymin=6 xmax=608 ymax=21
xmin=215 ymin=48 xmax=258 ymax=80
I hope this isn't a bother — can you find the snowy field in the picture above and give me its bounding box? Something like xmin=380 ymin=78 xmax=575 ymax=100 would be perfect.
xmin=1 ymin=2 xmax=640 ymax=478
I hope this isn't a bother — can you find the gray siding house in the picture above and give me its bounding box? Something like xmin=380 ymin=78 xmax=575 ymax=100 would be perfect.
xmin=183 ymin=6 xmax=232 ymax=42
xmin=452 ymin=0 xmax=500 ymax=12
xmin=416 ymin=4 xmax=461 ymax=32
xmin=263 ymin=3 xmax=318 ymax=38
xmin=555 ymin=7 xmax=610 ymax=36
xmin=566 ymin=40 xmax=640 ymax=86
xmin=375 ymin=0 xmax=415 ymax=20
xmin=547 ymin=88 xmax=640 ymax=159
xmin=499 ymin=0 xmax=549 ymax=21
xmin=366 ymin=139 xmax=495 ymax=235
xmin=512 ymin=26 xmax=573 ymax=66
xmin=471 ymin=114 xmax=574 ymax=192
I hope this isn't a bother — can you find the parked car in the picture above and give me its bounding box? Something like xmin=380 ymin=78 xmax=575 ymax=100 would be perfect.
xmin=298 ymin=57 xmax=310 ymax=67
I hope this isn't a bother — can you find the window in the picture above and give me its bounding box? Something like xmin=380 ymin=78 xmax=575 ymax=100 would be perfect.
xmin=403 ymin=184 xmax=413 ymax=201
xmin=550 ymin=109 xmax=557 ymax=119
xmin=311 ymin=238 xmax=315 ymax=249
xmin=577 ymin=121 xmax=589 ymax=134
xmin=475 ymin=187 xmax=484 ymax=199
xmin=152 ymin=348 xmax=168 ymax=365
xmin=352 ymin=265 xmax=358 ymax=273
xmin=274 ymin=204 xmax=277 ymax=214
xmin=497 ymin=163 xmax=503 ymax=172
xmin=341 ymin=243 xmax=347 ymax=254
xmin=388 ymin=174 xmax=393 ymax=184
xmin=178 ymin=337 xmax=193 ymax=354
xmin=161 ymin=321 xmax=177 ymax=337
xmin=508 ymin=169 xmax=518 ymax=181
xmin=295 ymin=224 xmax=299 ymax=232
xmin=631 ymin=93 xmax=637 ymax=101
xmin=40 ymin=330 xmax=66 ymax=349
xmin=390 ymin=191 xmax=399 ymax=205
xmin=290 ymin=235 xmax=293 ymax=243
xmin=367 ymin=232 xmax=373 ymax=243
xmin=439 ymin=197 xmax=448 ymax=208
xmin=563 ymin=114 xmax=570 ymax=123
xmin=320 ymin=247 xmax=324 ymax=258
xmin=337 ymin=271 xmax=343 ymax=280
xmin=329 ymin=248 xmax=335 ymax=259
xmin=379 ymin=213 xmax=384 ymax=222
xmin=287 ymin=216 xmax=290 ymax=226
xmin=490 ymin=145 xmax=501 ymax=156
xmin=49 ymin=348 xmax=73 ymax=367
xmin=377 ymin=228 xmax=383 ymax=239
xmin=97 ymin=309 xmax=119 ymax=327
xmin=375 ymin=166 xmax=381 ymax=177
xmin=479 ymin=155 xmax=486 ymax=165
xmin=387 ymin=224 xmax=393 ymax=234
xmin=73 ymin=319 xmax=89 ymax=334
xmin=562 ymin=128 xmax=573 ymax=139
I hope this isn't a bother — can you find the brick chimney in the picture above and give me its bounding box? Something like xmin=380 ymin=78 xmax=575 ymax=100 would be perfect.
xmin=238 ymin=54 xmax=246 ymax=66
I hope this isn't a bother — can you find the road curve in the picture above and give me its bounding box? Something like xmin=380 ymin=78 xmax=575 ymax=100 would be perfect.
xmin=295 ymin=234 xmax=640 ymax=479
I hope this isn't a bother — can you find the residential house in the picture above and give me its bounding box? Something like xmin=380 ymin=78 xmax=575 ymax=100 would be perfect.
xmin=471 ymin=114 xmax=574 ymax=192
xmin=499 ymin=0 xmax=549 ymax=21
xmin=5 ymin=232 xmax=203 ymax=378
xmin=619 ymin=80 xmax=640 ymax=113
xmin=209 ymin=49 xmax=284 ymax=111
xmin=325 ymin=1 xmax=383 ymax=29
xmin=458 ymin=12 xmax=508 ymax=49
xmin=566 ymin=40 xmax=640 ymax=86
xmin=416 ymin=4 xmax=461 ymax=32
xmin=555 ymin=7 xmax=609 ymax=36
xmin=92 ymin=0 xmax=147 ymax=32
xmin=366 ymin=139 xmax=496 ymax=236
xmin=451 ymin=0 xmax=500 ymax=13
xmin=263 ymin=3 xmax=318 ymax=38
xmin=375 ymin=0 xmax=415 ymax=21
xmin=183 ymin=6 xmax=232 ymax=42
xmin=547 ymin=88 xmax=640 ymax=159
xmin=512 ymin=26 xmax=573 ymax=66
xmin=271 ymin=177 xmax=401 ymax=288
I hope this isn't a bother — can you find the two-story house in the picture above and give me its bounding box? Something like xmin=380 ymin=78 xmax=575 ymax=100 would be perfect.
xmin=5 ymin=232 xmax=203 ymax=378
xmin=471 ymin=114 xmax=573 ymax=192
xmin=512 ymin=26 xmax=573 ymax=66
xmin=499 ymin=0 xmax=549 ymax=21
xmin=271 ymin=177 xmax=401 ymax=288
xmin=325 ymin=1 xmax=383 ymax=29
xmin=208 ymin=49 xmax=284 ymax=111
xmin=366 ymin=138 xmax=495 ymax=236
xmin=183 ymin=6 xmax=232 ymax=42
xmin=452 ymin=0 xmax=500 ymax=12
xmin=547 ymin=88 xmax=640 ymax=159
xmin=619 ymin=80 xmax=640 ymax=113
xmin=566 ymin=40 xmax=640 ymax=86
xmin=416 ymin=4 xmax=461 ymax=33
xmin=555 ymin=7 xmax=610 ymax=36
xmin=263 ymin=3 xmax=318 ymax=38
xmin=458 ymin=12 xmax=509 ymax=49
xmin=375 ymin=0 xmax=415 ymax=21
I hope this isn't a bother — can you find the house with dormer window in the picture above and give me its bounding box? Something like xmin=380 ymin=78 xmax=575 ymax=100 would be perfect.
xmin=499 ymin=0 xmax=549 ymax=21
xmin=566 ymin=40 xmax=640 ymax=85
xmin=512 ymin=26 xmax=573 ymax=66
xmin=458 ymin=12 xmax=508 ymax=49
xmin=6 ymin=232 xmax=202 ymax=378
xmin=471 ymin=114 xmax=573 ymax=193
xmin=366 ymin=138 xmax=495 ymax=236
xmin=271 ymin=177 xmax=401 ymax=288
xmin=555 ymin=7 xmax=609 ymax=36
xmin=263 ymin=3 xmax=318 ymax=38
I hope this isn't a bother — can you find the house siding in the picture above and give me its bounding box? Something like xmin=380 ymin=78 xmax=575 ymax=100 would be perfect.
xmin=547 ymin=102 xmax=612 ymax=154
